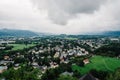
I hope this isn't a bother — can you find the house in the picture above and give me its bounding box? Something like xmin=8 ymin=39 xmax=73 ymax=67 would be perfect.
xmin=0 ymin=47 xmax=5 ymax=50
xmin=54 ymin=52 xmax=60 ymax=58
xmin=4 ymin=56 xmax=10 ymax=60
xmin=77 ymin=51 xmax=83 ymax=56
xmin=60 ymin=58 xmax=65 ymax=63
xmin=0 ymin=66 xmax=7 ymax=73
xmin=83 ymin=59 xmax=89 ymax=65
xmin=61 ymin=71 xmax=73 ymax=76
xmin=32 ymin=62 xmax=39 ymax=68
xmin=14 ymin=64 xmax=20 ymax=70
xmin=79 ymin=73 xmax=99 ymax=80
xmin=42 ymin=66 xmax=47 ymax=71
xmin=50 ymin=63 xmax=59 ymax=68
xmin=60 ymin=52 xmax=67 ymax=59
xmin=110 ymin=38 xmax=119 ymax=43
xmin=0 ymin=61 xmax=14 ymax=66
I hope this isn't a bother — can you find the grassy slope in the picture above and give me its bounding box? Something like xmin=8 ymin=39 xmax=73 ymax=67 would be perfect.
xmin=8 ymin=44 xmax=35 ymax=50
xmin=65 ymin=37 xmax=78 ymax=40
xmin=72 ymin=56 xmax=120 ymax=75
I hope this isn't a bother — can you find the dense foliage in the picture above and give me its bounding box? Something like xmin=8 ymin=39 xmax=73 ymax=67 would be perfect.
xmin=1 ymin=65 xmax=41 ymax=80
xmin=94 ymin=43 xmax=120 ymax=57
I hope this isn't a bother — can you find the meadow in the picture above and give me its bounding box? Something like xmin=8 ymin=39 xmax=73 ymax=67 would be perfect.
xmin=8 ymin=44 xmax=35 ymax=50
xmin=72 ymin=56 xmax=120 ymax=75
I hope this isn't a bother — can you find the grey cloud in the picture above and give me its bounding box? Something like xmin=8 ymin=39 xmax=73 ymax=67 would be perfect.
xmin=0 ymin=0 xmax=120 ymax=34
xmin=31 ymin=0 xmax=107 ymax=25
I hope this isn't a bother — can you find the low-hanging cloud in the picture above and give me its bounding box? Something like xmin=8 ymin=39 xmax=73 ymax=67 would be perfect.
xmin=31 ymin=0 xmax=107 ymax=25
xmin=0 ymin=0 xmax=120 ymax=34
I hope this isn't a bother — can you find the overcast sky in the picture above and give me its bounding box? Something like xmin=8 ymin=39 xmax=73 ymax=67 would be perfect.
xmin=0 ymin=0 xmax=120 ymax=34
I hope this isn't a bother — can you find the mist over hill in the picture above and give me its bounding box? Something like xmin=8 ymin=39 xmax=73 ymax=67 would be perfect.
xmin=102 ymin=31 xmax=120 ymax=36
xmin=0 ymin=28 xmax=120 ymax=37
xmin=0 ymin=29 xmax=38 ymax=37
xmin=81 ymin=31 xmax=120 ymax=36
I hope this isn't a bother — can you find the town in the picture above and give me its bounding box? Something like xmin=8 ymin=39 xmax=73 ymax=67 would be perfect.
xmin=0 ymin=35 xmax=120 ymax=80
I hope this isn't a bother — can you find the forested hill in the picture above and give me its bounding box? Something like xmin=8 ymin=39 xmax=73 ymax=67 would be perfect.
xmin=102 ymin=31 xmax=120 ymax=36
xmin=0 ymin=29 xmax=38 ymax=37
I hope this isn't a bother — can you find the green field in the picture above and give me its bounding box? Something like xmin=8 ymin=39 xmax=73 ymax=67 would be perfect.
xmin=8 ymin=44 xmax=35 ymax=50
xmin=65 ymin=37 xmax=78 ymax=40
xmin=72 ymin=56 xmax=120 ymax=75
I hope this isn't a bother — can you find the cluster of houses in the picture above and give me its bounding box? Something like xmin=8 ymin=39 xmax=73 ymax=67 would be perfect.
xmin=0 ymin=55 xmax=14 ymax=73
xmin=0 ymin=39 xmax=15 ymax=50
xmin=0 ymin=38 xmax=91 ymax=74
xmin=28 ymin=43 xmax=90 ymax=73
xmin=54 ymin=46 xmax=89 ymax=60
xmin=1 ymin=36 xmax=120 ymax=80
xmin=1 ymin=37 xmax=115 ymax=75
xmin=109 ymin=38 xmax=120 ymax=43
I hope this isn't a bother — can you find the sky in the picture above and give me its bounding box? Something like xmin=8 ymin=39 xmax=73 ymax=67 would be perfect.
xmin=0 ymin=0 xmax=120 ymax=34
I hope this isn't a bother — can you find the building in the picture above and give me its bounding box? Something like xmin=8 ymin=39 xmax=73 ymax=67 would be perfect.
xmin=0 ymin=66 xmax=7 ymax=73
xmin=83 ymin=59 xmax=89 ymax=65
xmin=79 ymin=73 xmax=99 ymax=80
xmin=4 ymin=56 xmax=10 ymax=60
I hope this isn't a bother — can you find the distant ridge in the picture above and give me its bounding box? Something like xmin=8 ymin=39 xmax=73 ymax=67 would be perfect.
xmin=0 ymin=29 xmax=38 ymax=37
xmin=82 ymin=31 xmax=120 ymax=36
xmin=102 ymin=31 xmax=120 ymax=36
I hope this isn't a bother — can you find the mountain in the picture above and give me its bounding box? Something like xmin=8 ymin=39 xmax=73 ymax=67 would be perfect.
xmin=0 ymin=29 xmax=38 ymax=37
xmin=82 ymin=31 xmax=120 ymax=36
xmin=102 ymin=31 xmax=120 ymax=36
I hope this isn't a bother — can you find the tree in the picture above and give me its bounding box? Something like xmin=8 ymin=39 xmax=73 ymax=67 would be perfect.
xmin=94 ymin=43 xmax=120 ymax=57
xmin=90 ymin=69 xmax=109 ymax=80
xmin=2 ymin=65 xmax=41 ymax=80
xmin=14 ymin=57 xmax=27 ymax=64
xmin=73 ymin=70 xmax=81 ymax=78
xmin=7 ymin=62 xmax=13 ymax=69
xmin=41 ymin=68 xmax=57 ymax=80
xmin=106 ymin=68 xmax=120 ymax=80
